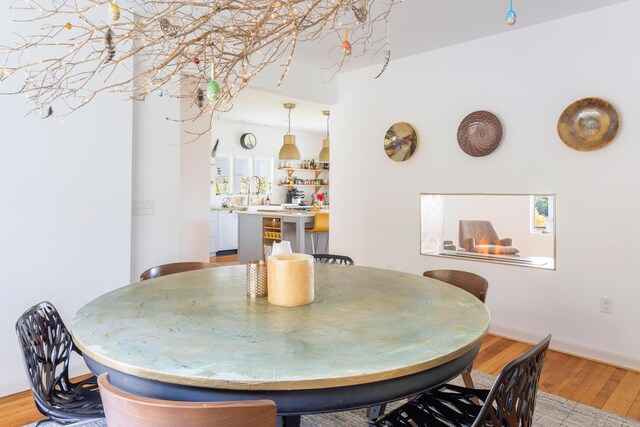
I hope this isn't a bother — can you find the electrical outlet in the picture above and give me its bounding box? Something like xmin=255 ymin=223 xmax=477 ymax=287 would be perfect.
xmin=133 ymin=200 xmax=154 ymax=216
xmin=600 ymin=297 xmax=612 ymax=314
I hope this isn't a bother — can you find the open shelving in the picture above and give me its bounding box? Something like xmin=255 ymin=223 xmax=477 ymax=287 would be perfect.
xmin=278 ymin=166 xmax=329 ymax=194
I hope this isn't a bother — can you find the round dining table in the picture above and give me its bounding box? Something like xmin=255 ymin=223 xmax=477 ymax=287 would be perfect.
xmin=71 ymin=264 xmax=489 ymax=425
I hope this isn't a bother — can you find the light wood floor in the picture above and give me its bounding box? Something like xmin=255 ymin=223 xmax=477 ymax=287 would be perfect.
xmin=2 ymin=257 xmax=638 ymax=426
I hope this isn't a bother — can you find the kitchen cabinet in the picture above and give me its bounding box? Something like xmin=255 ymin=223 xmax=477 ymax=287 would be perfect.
xmin=218 ymin=210 xmax=239 ymax=251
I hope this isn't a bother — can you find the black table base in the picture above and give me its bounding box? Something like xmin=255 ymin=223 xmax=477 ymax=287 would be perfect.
xmin=85 ymin=344 xmax=478 ymax=417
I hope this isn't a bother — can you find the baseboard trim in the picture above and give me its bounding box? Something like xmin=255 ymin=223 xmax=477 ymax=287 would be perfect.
xmin=488 ymin=327 xmax=640 ymax=374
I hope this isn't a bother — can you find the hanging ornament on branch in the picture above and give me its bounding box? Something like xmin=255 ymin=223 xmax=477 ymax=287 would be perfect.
xmin=159 ymin=18 xmax=178 ymax=37
xmin=207 ymin=63 xmax=220 ymax=101
xmin=374 ymin=23 xmax=391 ymax=79
xmin=196 ymin=89 xmax=206 ymax=109
xmin=108 ymin=1 xmax=121 ymax=21
xmin=353 ymin=0 xmax=368 ymax=23
xmin=40 ymin=106 xmax=53 ymax=119
xmin=104 ymin=28 xmax=115 ymax=63
xmin=505 ymin=0 xmax=517 ymax=25
xmin=374 ymin=50 xmax=390 ymax=79
xmin=342 ymin=29 xmax=352 ymax=56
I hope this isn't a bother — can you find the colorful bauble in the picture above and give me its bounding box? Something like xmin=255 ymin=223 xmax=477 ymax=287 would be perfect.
xmin=207 ymin=79 xmax=220 ymax=101
xmin=342 ymin=29 xmax=352 ymax=56
xmin=65 ymin=23 xmax=72 ymax=30
xmin=505 ymin=9 xmax=517 ymax=25
xmin=341 ymin=40 xmax=352 ymax=56
xmin=194 ymin=58 xmax=200 ymax=65
xmin=109 ymin=1 xmax=121 ymax=21
xmin=157 ymin=89 xmax=164 ymax=97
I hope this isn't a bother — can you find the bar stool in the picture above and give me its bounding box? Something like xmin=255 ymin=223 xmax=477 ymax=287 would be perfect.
xmin=305 ymin=212 xmax=329 ymax=254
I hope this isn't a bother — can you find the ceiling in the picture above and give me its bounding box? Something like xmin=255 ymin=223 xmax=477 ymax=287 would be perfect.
xmin=293 ymin=0 xmax=630 ymax=71
xmin=217 ymin=88 xmax=330 ymax=134
xmin=223 ymin=0 xmax=630 ymax=132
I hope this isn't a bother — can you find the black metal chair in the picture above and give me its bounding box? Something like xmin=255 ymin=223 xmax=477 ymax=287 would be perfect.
xmin=15 ymin=301 xmax=104 ymax=426
xmin=371 ymin=334 xmax=552 ymax=427
xmin=313 ymin=254 xmax=354 ymax=265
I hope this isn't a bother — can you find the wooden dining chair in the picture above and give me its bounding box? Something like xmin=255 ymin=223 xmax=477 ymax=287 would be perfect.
xmin=423 ymin=270 xmax=488 ymax=303
xmin=423 ymin=270 xmax=489 ymax=388
xmin=98 ymin=374 xmax=277 ymax=427
xmin=140 ymin=262 xmax=220 ymax=281
xmin=372 ymin=335 xmax=552 ymax=427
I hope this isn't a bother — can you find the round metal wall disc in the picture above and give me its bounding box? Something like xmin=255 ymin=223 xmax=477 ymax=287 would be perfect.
xmin=557 ymin=97 xmax=619 ymax=151
xmin=457 ymin=111 xmax=503 ymax=157
xmin=384 ymin=122 xmax=417 ymax=162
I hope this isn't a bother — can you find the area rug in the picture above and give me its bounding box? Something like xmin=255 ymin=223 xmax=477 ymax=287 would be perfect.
xmin=25 ymin=371 xmax=639 ymax=427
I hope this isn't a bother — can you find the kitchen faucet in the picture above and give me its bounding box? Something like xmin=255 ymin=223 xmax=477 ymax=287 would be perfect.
xmin=247 ymin=175 xmax=261 ymax=206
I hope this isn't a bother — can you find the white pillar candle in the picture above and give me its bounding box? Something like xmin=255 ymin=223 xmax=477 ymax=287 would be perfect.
xmin=267 ymin=254 xmax=314 ymax=307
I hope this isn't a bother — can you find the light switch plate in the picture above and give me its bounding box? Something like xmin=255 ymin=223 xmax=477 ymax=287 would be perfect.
xmin=133 ymin=200 xmax=154 ymax=216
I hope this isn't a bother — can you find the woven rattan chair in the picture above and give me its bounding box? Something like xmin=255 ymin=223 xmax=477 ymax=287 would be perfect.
xmin=424 ymin=270 xmax=488 ymax=388
xmin=140 ymin=262 xmax=219 ymax=281
xmin=15 ymin=302 xmax=104 ymax=426
xmin=371 ymin=334 xmax=552 ymax=427
xmin=98 ymin=373 xmax=277 ymax=427
xmin=313 ymin=254 xmax=354 ymax=265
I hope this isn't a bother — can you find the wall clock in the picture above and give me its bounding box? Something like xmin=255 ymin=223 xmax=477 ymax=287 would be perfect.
xmin=240 ymin=133 xmax=257 ymax=149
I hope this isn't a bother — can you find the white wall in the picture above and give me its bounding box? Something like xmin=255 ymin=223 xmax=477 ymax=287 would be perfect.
xmin=0 ymin=12 xmax=133 ymax=395
xmin=130 ymin=75 xmax=211 ymax=281
xmin=331 ymin=2 xmax=640 ymax=369
xmin=179 ymin=77 xmax=212 ymax=265
xmin=212 ymin=119 xmax=325 ymax=205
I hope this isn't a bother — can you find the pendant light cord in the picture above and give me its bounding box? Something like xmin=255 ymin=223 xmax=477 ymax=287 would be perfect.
xmin=287 ymin=107 xmax=291 ymax=135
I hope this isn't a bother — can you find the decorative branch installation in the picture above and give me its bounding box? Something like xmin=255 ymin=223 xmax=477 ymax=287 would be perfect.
xmin=0 ymin=0 xmax=399 ymax=118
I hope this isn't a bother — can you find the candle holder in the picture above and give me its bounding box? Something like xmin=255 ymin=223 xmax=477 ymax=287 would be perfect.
xmin=246 ymin=260 xmax=268 ymax=299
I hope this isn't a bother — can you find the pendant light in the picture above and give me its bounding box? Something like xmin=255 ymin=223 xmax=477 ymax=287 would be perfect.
xmin=318 ymin=110 xmax=330 ymax=162
xmin=279 ymin=103 xmax=301 ymax=160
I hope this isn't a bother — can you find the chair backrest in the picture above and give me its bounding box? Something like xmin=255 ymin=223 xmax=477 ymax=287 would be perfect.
xmin=459 ymin=220 xmax=500 ymax=249
xmin=98 ymin=374 xmax=277 ymax=427
xmin=423 ymin=270 xmax=488 ymax=303
xmin=473 ymin=334 xmax=552 ymax=427
xmin=309 ymin=212 xmax=329 ymax=232
xmin=313 ymin=254 xmax=354 ymax=265
xmin=140 ymin=262 xmax=219 ymax=281
xmin=15 ymin=301 xmax=75 ymax=409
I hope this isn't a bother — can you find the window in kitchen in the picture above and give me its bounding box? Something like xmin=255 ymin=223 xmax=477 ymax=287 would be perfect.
xmin=253 ymin=157 xmax=273 ymax=195
xmin=214 ymin=155 xmax=233 ymax=195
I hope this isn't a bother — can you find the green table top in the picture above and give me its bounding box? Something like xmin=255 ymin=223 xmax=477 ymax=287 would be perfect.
xmin=71 ymin=265 xmax=490 ymax=391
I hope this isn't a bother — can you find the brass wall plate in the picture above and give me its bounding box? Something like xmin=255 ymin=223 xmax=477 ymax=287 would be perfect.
xmin=384 ymin=122 xmax=417 ymax=162
xmin=557 ymin=97 xmax=620 ymax=151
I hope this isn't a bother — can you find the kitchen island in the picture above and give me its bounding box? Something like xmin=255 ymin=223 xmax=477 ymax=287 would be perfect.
xmin=237 ymin=209 xmax=328 ymax=262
